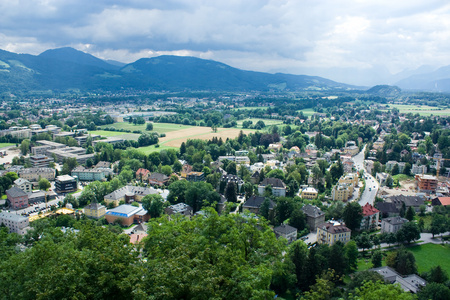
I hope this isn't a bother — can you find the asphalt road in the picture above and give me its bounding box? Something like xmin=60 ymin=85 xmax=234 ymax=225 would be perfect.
xmin=352 ymin=145 xmax=379 ymax=206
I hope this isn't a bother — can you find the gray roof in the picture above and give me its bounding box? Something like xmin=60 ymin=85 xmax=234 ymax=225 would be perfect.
xmin=376 ymin=202 xmax=400 ymax=214
xmin=302 ymin=204 xmax=324 ymax=218
xmin=6 ymin=186 xmax=27 ymax=198
xmin=85 ymin=202 xmax=105 ymax=210
xmin=104 ymin=185 xmax=158 ymax=201
xmin=274 ymin=224 xmax=297 ymax=235
xmin=370 ymin=266 xmax=400 ymax=283
xmin=14 ymin=178 xmax=31 ymax=186
xmin=243 ymin=196 xmax=275 ymax=209
xmin=387 ymin=195 xmax=425 ymax=208
xmin=0 ymin=211 xmax=28 ymax=223
xmin=382 ymin=216 xmax=408 ymax=226
xmin=396 ymin=275 xmax=427 ymax=293
xmin=259 ymin=177 xmax=286 ymax=188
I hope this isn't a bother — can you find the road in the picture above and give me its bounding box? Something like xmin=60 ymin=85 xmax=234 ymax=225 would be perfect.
xmin=353 ymin=145 xmax=379 ymax=206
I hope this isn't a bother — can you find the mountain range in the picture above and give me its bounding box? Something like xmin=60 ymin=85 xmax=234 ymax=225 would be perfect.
xmin=0 ymin=47 xmax=450 ymax=93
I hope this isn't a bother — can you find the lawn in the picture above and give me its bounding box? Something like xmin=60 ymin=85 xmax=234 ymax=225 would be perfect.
xmin=236 ymin=118 xmax=284 ymax=128
xmin=382 ymin=104 xmax=450 ymax=116
xmin=89 ymin=130 xmax=141 ymax=141
xmin=137 ymin=144 xmax=177 ymax=154
xmin=392 ymin=174 xmax=414 ymax=182
xmin=408 ymin=243 xmax=450 ymax=274
xmin=0 ymin=143 xmax=15 ymax=148
xmin=100 ymin=122 xmax=196 ymax=134
xmin=297 ymin=108 xmax=315 ymax=117
xmin=232 ymin=106 xmax=270 ymax=111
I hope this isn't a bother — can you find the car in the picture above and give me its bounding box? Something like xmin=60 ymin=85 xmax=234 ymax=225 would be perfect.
xmin=369 ymin=188 xmax=372 ymax=191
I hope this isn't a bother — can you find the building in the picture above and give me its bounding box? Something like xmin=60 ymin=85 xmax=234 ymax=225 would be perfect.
xmin=105 ymin=204 xmax=149 ymax=226
xmin=220 ymin=174 xmax=244 ymax=192
xmin=6 ymin=187 xmax=28 ymax=209
xmin=217 ymin=155 xmax=250 ymax=164
xmin=273 ymin=224 xmax=297 ymax=243
xmin=165 ymin=203 xmax=193 ymax=218
xmin=360 ymin=203 xmax=380 ymax=231
xmin=432 ymin=197 xmax=450 ymax=207
xmin=29 ymin=155 xmax=54 ymax=168
xmin=0 ymin=211 xmax=29 ymax=235
xmin=376 ymin=202 xmax=400 ymax=218
xmin=301 ymin=187 xmax=318 ymax=199
xmin=386 ymin=195 xmax=425 ymax=212
xmin=92 ymin=137 xmax=125 ymax=146
xmin=186 ymin=172 xmax=205 ymax=182
xmin=104 ymin=185 xmax=159 ymax=207
xmin=381 ymin=217 xmax=408 ymax=233
xmin=343 ymin=145 xmax=359 ymax=156
xmin=317 ymin=221 xmax=351 ymax=245
xmin=339 ymin=173 xmax=359 ymax=187
xmin=14 ymin=178 xmax=32 ymax=194
xmin=258 ymin=177 xmax=286 ymax=197
xmin=18 ymin=167 xmax=56 ymax=183
xmin=370 ymin=267 xmax=427 ymax=294
xmin=84 ymin=202 xmax=107 ymax=219
xmin=27 ymin=190 xmax=57 ymax=204
xmin=386 ymin=161 xmax=406 ymax=173
xmin=55 ymin=175 xmax=78 ymax=193
xmin=148 ymin=173 xmax=169 ymax=186
xmin=415 ymin=174 xmax=438 ymax=193
xmin=136 ymin=168 xmax=151 ymax=181
xmin=331 ymin=183 xmax=353 ymax=202
xmin=71 ymin=166 xmax=113 ymax=181
xmin=376 ymin=172 xmax=389 ymax=186
xmin=47 ymin=146 xmax=94 ymax=164
xmin=302 ymin=204 xmax=325 ymax=231
xmin=411 ymin=164 xmax=427 ymax=175
xmin=243 ymin=195 xmax=275 ymax=215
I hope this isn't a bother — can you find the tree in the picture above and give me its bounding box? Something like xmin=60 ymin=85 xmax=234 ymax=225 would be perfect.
xmin=392 ymin=163 xmax=399 ymax=176
xmin=386 ymin=248 xmax=417 ymax=275
xmin=225 ymin=161 xmax=237 ymax=175
xmin=396 ymin=222 xmax=420 ymax=244
xmin=418 ymin=282 xmax=450 ymax=300
xmin=405 ymin=206 xmax=415 ymax=221
xmin=146 ymin=123 xmax=153 ymax=131
xmin=38 ymin=178 xmax=51 ymax=191
xmin=160 ymin=165 xmax=172 ymax=176
xmin=386 ymin=175 xmax=394 ymax=188
xmin=343 ymin=202 xmax=363 ymax=231
xmin=224 ymin=182 xmax=237 ymax=203
xmin=430 ymin=214 xmax=447 ymax=238
xmin=423 ymin=265 xmax=449 ymax=284
xmin=403 ymin=163 xmax=411 ymax=176
xmin=288 ymin=209 xmax=306 ymax=232
xmin=275 ymin=197 xmax=294 ymax=225
xmin=346 ymin=270 xmax=384 ymax=292
xmin=329 ymin=241 xmax=347 ymax=276
xmin=345 ymin=240 xmax=359 ymax=272
xmin=20 ymin=139 xmax=30 ymax=155
xmin=356 ymin=232 xmax=373 ymax=254
xmin=371 ymin=250 xmax=383 ymax=268
xmin=289 ymin=240 xmax=308 ymax=289
xmin=142 ymin=194 xmax=165 ymax=218
xmin=350 ymin=280 xmax=417 ymax=300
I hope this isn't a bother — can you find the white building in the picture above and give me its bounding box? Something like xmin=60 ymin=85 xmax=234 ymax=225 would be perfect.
xmin=0 ymin=211 xmax=30 ymax=235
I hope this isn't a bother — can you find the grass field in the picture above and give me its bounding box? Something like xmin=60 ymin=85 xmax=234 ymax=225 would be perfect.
xmin=89 ymin=130 xmax=141 ymax=141
xmin=100 ymin=122 xmax=195 ymax=134
xmin=232 ymin=106 xmax=270 ymax=111
xmin=392 ymin=174 xmax=414 ymax=181
xmin=382 ymin=104 xmax=450 ymax=116
xmin=0 ymin=143 xmax=15 ymax=148
xmin=408 ymin=243 xmax=450 ymax=274
xmin=236 ymin=118 xmax=284 ymax=128
xmin=297 ymin=108 xmax=315 ymax=117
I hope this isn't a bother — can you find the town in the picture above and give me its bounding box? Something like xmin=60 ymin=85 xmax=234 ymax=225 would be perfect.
xmin=0 ymin=91 xmax=449 ymax=299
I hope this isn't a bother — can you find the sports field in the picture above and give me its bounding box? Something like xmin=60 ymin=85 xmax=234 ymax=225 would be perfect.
xmin=382 ymin=104 xmax=450 ymax=116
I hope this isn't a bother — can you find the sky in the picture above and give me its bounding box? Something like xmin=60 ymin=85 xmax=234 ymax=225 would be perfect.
xmin=1 ymin=0 xmax=450 ymax=86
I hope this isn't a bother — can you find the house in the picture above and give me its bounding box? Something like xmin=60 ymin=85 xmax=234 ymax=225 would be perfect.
xmin=258 ymin=177 xmax=286 ymax=197
xmin=381 ymin=216 xmax=408 ymax=233
xmin=242 ymin=195 xmax=275 ymax=215
xmin=14 ymin=178 xmax=32 ymax=194
xmin=186 ymin=172 xmax=205 ymax=182
xmin=0 ymin=211 xmax=29 ymax=235
xmin=432 ymin=197 xmax=450 ymax=206
xmin=370 ymin=267 xmax=426 ymax=294
xmin=148 ymin=172 xmax=169 ymax=186
xmin=84 ymin=202 xmax=107 ymax=219
xmin=376 ymin=202 xmax=400 ymax=218
xmin=6 ymin=187 xmax=28 ymax=209
xmin=411 ymin=164 xmax=427 ymax=175
xmin=360 ymin=203 xmax=380 ymax=231
xmin=220 ymin=174 xmax=244 ymax=192
xmin=316 ymin=221 xmax=351 ymax=246
xmin=386 ymin=195 xmax=425 ymax=212
xmin=376 ymin=172 xmax=389 ymax=186
xmin=136 ymin=168 xmax=150 ymax=181
xmin=104 ymin=185 xmax=159 ymax=207
xmin=105 ymin=204 xmax=149 ymax=226
xmin=165 ymin=203 xmax=193 ymax=218
xmin=55 ymin=175 xmax=78 ymax=193
xmin=331 ymin=183 xmax=353 ymax=202
xmin=273 ymin=224 xmax=297 ymax=243
xmin=18 ymin=167 xmax=56 ymax=183
xmin=301 ymin=187 xmax=318 ymax=199
xmin=302 ymin=204 xmax=325 ymax=231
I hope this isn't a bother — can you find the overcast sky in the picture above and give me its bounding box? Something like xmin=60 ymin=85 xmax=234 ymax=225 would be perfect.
xmin=1 ymin=0 xmax=450 ymax=85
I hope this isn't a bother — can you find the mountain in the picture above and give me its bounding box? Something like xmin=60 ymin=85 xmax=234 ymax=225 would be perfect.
xmin=395 ymin=65 xmax=450 ymax=92
xmin=0 ymin=47 xmax=356 ymax=93
xmin=366 ymin=85 xmax=401 ymax=97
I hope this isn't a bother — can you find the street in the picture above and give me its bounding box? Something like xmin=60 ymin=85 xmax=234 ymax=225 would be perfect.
xmin=352 ymin=145 xmax=379 ymax=206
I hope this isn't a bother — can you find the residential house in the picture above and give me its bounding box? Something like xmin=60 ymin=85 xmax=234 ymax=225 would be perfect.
xmin=105 ymin=204 xmax=149 ymax=226
xmin=386 ymin=195 xmax=425 ymax=212
xmin=136 ymin=168 xmax=151 ymax=181
xmin=220 ymin=174 xmax=244 ymax=192
xmin=360 ymin=203 xmax=380 ymax=231
xmin=186 ymin=172 xmax=205 ymax=182
xmin=258 ymin=177 xmax=286 ymax=197
xmin=84 ymin=202 xmax=107 ymax=219
xmin=165 ymin=203 xmax=193 ymax=218
xmin=431 ymin=197 xmax=450 ymax=207
xmin=6 ymin=187 xmax=28 ymax=209
xmin=302 ymin=204 xmax=325 ymax=231
xmin=14 ymin=178 xmax=32 ymax=194
xmin=316 ymin=221 xmax=351 ymax=245
xmin=411 ymin=164 xmax=427 ymax=175
xmin=243 ymin=195 xmax=275 ymax=215
xmin=104 ymin=185 xmax=159 ymax=207
xmin=301 ymin=187 xmax=318 ymax=199
xmin=376 ymin=201 xmax=400 ymax=218
xmin=376 ymin=172 xmax=389 ymax=186
xmin=0 ymin=211 xmax=29 ymax=235
xmin=381 ymin=216 xmax=408 ymax=233
xmin=273 ymin=224 xmax=297 ymax=243
xmin=148 ymin=173 xmax=169 ymax=186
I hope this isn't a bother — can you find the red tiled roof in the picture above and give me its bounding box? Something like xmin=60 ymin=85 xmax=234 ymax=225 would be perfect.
xmin=129 ymin=233 xmax=148 ymax=244
xmin=136 ymin=168 xmax=150 ymax=176
xmin=362 ymin=203 xmax=380 ymax=216
xmin=438 ymin=197 xmax=450 ymax=206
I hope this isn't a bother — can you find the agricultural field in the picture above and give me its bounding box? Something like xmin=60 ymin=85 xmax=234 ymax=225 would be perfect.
xmin=382 ymin=104 xmax=450 ymax=116
xmin=99 ymin=122 xmax=196 ymax=134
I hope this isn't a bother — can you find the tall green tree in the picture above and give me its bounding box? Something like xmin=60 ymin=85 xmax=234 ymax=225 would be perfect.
xmin=343 ymin=202 xmax=363 ymax=231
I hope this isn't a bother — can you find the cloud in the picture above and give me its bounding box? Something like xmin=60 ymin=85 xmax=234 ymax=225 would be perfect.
xmin=1 ymin=0 xmax=450 ymax=85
